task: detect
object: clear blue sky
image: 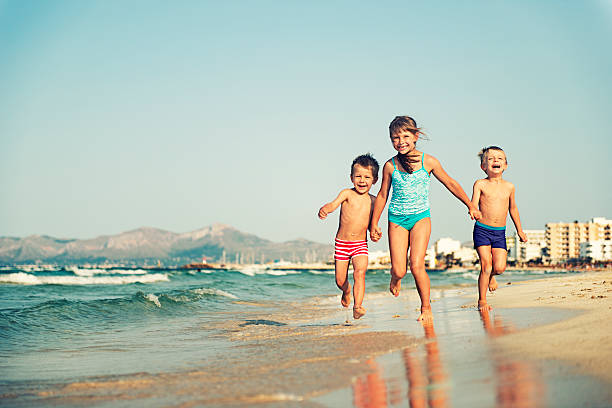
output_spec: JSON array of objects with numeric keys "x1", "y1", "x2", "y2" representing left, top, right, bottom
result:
[{"x1": 1, "y1": 1, "x2": 611, "y2": 251}]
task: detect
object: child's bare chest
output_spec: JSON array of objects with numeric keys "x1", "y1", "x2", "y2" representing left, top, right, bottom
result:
[
  {"x1": 481, "y1": 184, "x2": 510, "y2": 203},
  {"x1": 342, "y1": 195, "x2": 371, "y2": 218}
]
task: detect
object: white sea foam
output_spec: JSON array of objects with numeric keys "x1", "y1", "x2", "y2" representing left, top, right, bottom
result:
[
  {"x1": 70, "y1": 267, "x2": 149, "y2": 276},
  {"x1": 0, "y1": 272, "x2": 169, "y2": 285},
  {"x1": 461, "y1": 272, "x2": 479, "y2": 280},
  {"x1": 70, "y1": 268, "x2": 107, "y2": 277},
  {"x1": 236, "y1": 267, "x2": 301, "y2": 277},
  {"x1": 262, "y1": 269, "x2": 300, "y2": 276},
  {"x1": 308, "y1": 270, "x2": 334, "y2": 275},
  {"x1": 145, "y1": 294, "x2": 161, "y2": 307},
  {"x1": 191, "y1": 288, "x2": 238, "y2": 299}
]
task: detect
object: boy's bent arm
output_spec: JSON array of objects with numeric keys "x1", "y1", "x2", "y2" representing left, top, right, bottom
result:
[
  {"x1": 318, "y1": 189, "x2": 349, "y2": 219},
  {"x1": 428, "y1": 155, "x2": 481, "y2": 220},
  {"x1": 508, "y1": 185, "x2": 527, "y2": 242}
]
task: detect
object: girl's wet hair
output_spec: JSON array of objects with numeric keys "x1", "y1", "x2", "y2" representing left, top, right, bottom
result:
[
  {"x1": 478, "y1": 146, "x2": 506, "y2": 165},
  {"x1": 351, "y1": 153, "x2": 379, "y2": 180},
  {"x1": 389, "y1": 116, "x2": 427, "y2": 174}
]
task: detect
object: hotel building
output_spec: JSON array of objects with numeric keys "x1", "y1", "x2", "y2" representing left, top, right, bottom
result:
[
  {"x1": 544, "y1": 218, "x2": 612, "y2": 263},
  {"x1": 517, "y1": 230, "x2": 546, "y2": 262}
]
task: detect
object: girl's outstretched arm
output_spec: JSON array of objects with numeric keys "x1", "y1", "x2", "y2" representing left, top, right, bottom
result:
[
  {"x1": 369, "y1": 160, "x2": 393, "y2": 241},
  {"x1": 427, "y1": 155, "x2": 481, "y2": 220}
]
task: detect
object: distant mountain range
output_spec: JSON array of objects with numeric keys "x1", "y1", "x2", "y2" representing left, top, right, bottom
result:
[{"x1": 0, "y1": 224, "x2": 333, "y2": 265}]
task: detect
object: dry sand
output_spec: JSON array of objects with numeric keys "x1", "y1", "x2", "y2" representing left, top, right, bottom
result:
[{"x1": 483, "y1": 270, "x2": 612, "y2": 384}]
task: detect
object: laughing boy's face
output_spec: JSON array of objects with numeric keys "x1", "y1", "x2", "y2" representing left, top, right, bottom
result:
[{"x1": 482, "y1": 150, "x2": 507, "y2": 176}]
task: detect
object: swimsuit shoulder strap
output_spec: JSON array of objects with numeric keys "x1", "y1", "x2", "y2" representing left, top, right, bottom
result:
[
  {"x1": 391, "y1": 157, "x2": 397, "y2": 170},
  {"x1": 421, "y1": 153, "x2": 426, "y2": 172}
]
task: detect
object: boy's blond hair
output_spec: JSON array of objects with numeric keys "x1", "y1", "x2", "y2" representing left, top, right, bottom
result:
[{"x1": 478, "y1": 146, "x2": 507, "y2": 165}]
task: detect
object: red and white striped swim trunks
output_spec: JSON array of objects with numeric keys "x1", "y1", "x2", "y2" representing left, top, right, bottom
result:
[{"x1": 334, "y1": 238, "x2": 368, "y2": 261}]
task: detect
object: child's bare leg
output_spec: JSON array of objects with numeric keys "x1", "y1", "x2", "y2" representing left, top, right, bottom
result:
[
  {"x1": 388, "y1": 222, "x2": 409, "y2": 297},
  {"x1": 476, "y1": 246, "x2": 493, "y2": 310},
  {"x1": 351, "y1": 256, "x2": 367, "y2": 319},
  {"x1": 490, "y1": 248, "x2": 507, "y2": 293},
  {"x1": 409, "y1": 218, "x2": 432, "y2": 321},
  {"x1": 335, "y1": 259, "x2": 351, "y2": 307}
]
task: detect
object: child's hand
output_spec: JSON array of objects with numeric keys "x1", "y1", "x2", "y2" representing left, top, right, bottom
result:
[
  {"x1": 370, "y1": 225, "x2": 382, "y2": 242},
  {"x1": 318, "y1": 206, "x2": 328, "y2": 219},
  {"x1": 518, "y1": 231, "x2": 528, "y2": 243},
  {"x1": 469, "y1": 208, "x2": 482, "y2": 221}
]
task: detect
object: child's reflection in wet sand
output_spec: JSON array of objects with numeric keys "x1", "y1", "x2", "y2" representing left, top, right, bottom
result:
[
  {"x1": 351, "y1": 309, "x2": 546, "y2": 408},
  {"x1": 402, "y1": 321, "x2": 449, "y2": 408},
  {"x1": 352, "y1": 320, "x2": 449, "y2": 408},
  {"x1": 353, "y1": 359, "x2": 388, "y2": 408},
  {"x1": 479, "y1": 308, "x2": 545, "y2": 408}
]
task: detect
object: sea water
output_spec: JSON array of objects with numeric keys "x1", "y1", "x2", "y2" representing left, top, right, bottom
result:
[{"x1": 0, "y1": 265, "x2": 581, "y2": 386}]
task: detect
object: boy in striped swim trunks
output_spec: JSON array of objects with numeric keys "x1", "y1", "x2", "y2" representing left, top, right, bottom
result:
[
  {"x1": 318, "y1": 154, "x2": 379, "y2": 319},
  {"x1": 472, "y1": 146, "x2": 527, "y2": 311}
]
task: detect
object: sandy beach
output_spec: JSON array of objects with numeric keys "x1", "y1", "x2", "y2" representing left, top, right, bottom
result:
[
  {"x1": 2, "y1": 269, "x2": 612, "y2": 407},
  {"x1": 476, "y1": 270, "x2": 612, "y2": 385}
]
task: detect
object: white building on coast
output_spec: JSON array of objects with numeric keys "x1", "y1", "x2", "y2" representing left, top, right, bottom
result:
[{"x1": 580, "y1": 240, "x2": 612, "y2": 261}]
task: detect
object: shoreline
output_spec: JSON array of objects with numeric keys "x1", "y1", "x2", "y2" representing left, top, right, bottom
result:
[
  {"x1": 2, "y1": 271, "x2": 611, "y2": 406},
  {"x1": 481, "y1": 270, "x2": 612, "y2": 384}
]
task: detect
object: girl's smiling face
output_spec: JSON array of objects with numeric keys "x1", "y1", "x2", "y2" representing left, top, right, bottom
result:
[{"x1": 390, "y1": 130, "x2": 418, "y2": 154}]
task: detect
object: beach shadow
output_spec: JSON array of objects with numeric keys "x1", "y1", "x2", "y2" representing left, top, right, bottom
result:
[{"x1": 239, "y1": 319, "x2": 287, "y2": 327}]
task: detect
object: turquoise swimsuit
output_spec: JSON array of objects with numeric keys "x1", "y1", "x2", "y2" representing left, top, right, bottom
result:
[{"x1": 388, "y1": 153, "x2": 431, "y2": 231}]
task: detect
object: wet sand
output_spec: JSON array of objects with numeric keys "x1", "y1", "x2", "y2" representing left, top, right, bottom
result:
[
  {"x1": 2, "y1": 272, "x2": 612, "y2": 407},
  {"x1": 477, "y1": 269, "x2": 612, "y2": 384}
]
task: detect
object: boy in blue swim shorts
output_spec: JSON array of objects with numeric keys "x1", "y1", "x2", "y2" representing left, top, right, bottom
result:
[{"x1": 471, "y1": 146, "x2": 527, "y2": 311}]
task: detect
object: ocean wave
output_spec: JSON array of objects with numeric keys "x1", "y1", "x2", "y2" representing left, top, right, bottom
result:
[
  {"x1": 307, "y1": 270, "x2": 335, "y2": 275},
  {"x1": 63, "y1": 267, "x2": 150, "y2": 277},
  {"x1": 1, "y1": 287, "x2": 236, "y2": 337},
  {"x1": 235, "y1": 267, "x2": 302, "y2": 277},
  {"x1": 0, "y1": 272, "x2": 169, "y2": 285},
  {"x1": 460, "y1": 272, "x2": 479, "y2": 281},
  {"x1": 145, "y1": 293, "x2": 162, "y2": 307},
  {"x1": 191, "y1": 287, "x2": 238, "y2": 299}
]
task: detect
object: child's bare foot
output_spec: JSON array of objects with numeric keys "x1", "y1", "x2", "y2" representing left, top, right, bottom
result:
[
  {"x1": 478, "y1": 300, "x2": 491, "y2": 311},
  {"x1": 489, "y1": 276, "x2": 498, "y2": 292},
  {"x1": 353, "y1": 306, "x2": 366, "y2": 319},
  {"x1": 417, "y1": 305, "x2": 433, "y2": 322},
  {"x1": 389, "y1": 276, "x2": 401, "y2": 297},
  {"x1": 341, "y1": 284, "x2": 351, "y2": 308}
]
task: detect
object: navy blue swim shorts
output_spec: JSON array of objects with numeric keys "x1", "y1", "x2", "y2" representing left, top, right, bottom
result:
[{"x1": 473, "y1": 221, "x2": 507, "y2": 250}]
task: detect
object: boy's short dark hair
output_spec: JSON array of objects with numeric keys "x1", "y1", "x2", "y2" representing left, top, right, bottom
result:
[
  {"x1": 351, "y1": 153, "x2": 379, "y2": 180},
  {"x1": 478, "y1": 146, "x2": 506, "y2": 165}
]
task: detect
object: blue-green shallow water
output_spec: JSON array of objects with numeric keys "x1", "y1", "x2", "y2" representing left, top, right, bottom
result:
[{"x1": 0, "y1": 266, "x2": 582, "y2": 385}]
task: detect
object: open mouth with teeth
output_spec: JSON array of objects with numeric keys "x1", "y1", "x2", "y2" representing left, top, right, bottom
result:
[{"x1": 492, "y1": 164, "x2": 501, "y2": 169}]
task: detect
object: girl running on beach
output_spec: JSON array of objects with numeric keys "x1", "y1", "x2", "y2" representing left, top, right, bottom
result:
[{"x1": 369, "y1": 116, "x2": 481, "y2": 322}]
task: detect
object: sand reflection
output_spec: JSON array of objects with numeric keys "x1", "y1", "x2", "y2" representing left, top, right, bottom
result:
[
  {"x1": 351, "y1": 320, "x2": 449, "y2": 408},
  {"x1": 479, "y1": 308, "x2": 546, "y2": 408},
  {"x1": 402, "y1": 321, "x2": 449, "y2": 408},
  {"x1": 353, "y1": 358, "x2": 388, "y2": 408}
]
